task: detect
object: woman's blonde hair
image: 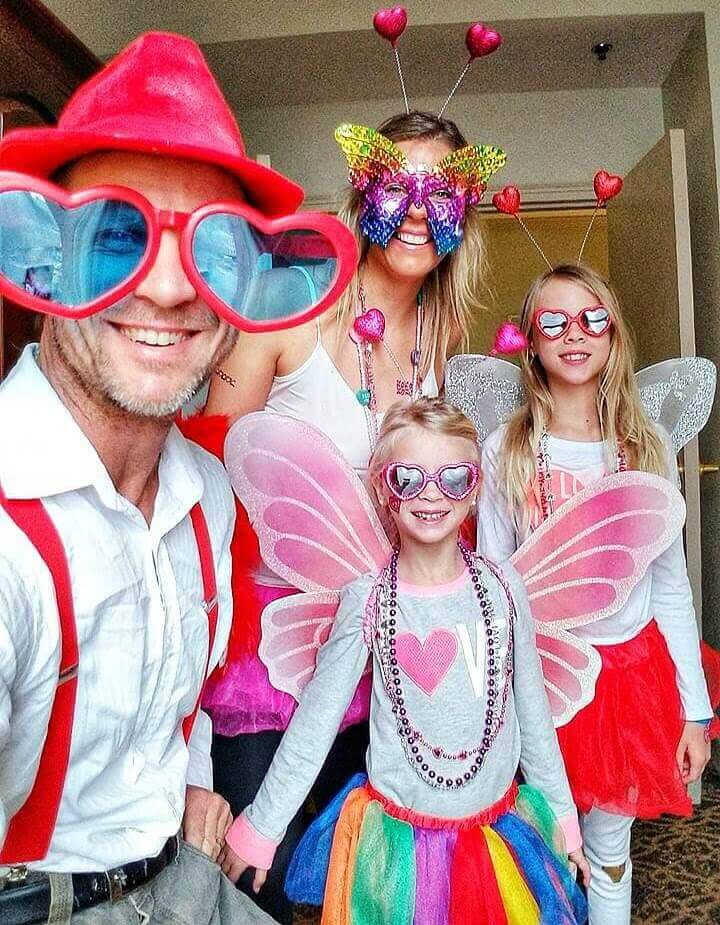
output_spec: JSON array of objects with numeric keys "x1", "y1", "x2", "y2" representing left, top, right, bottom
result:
[
  {"x1": 502, "y1": 263, "x2": 666, "y2": 518},
  {"x1": 369, "y1": 396, "x2": 480, "y2": 492},
  {"x1": 334, "y1": 111, "x2": 489, "y2": 376}
]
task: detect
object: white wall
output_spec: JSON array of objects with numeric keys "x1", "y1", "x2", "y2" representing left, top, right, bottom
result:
[{"x1": 237, "y1": 86, "x2": 665, "y2": 207}]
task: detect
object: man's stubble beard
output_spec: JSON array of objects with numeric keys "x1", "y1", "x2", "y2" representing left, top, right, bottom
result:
[{"x1": 49, "y1": 315, "x2": 239, "y2": 420}]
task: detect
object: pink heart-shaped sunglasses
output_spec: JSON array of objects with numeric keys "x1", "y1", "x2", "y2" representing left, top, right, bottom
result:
[
  {"x1": 534, "y1": 305, "x2": 612, "y2": 340},
  {"x1": 383, "y1": 462, "x2": 479, "y2": 501}
]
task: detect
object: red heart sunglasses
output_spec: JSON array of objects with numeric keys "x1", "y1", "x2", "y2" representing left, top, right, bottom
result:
[
  {"x1": 0, "y1": 171, "x2": 358, "y2": 332},
  {"x1": 533, "y1": 305, "x2": 612, "y2": 340}
]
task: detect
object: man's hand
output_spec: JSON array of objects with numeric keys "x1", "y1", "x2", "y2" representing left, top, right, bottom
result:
[
  {"x1": 183, "y1": 785, "x2": 233, "y2": 861},
  {"x1": 219, "y1": 843, "x2": 268, "y2": 892},
  {"x1": 675, "y1": 721, "x2": 711, "y2": 784}
]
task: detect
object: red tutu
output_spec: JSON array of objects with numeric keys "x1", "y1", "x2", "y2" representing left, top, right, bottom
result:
[{"x1": 557, "y1": 620, "x2": 693, "y2": 819}]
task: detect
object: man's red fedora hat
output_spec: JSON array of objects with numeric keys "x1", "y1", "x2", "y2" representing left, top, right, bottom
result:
[{"x1": 0, "y1": 31, "x2": 303, "y2": 217}]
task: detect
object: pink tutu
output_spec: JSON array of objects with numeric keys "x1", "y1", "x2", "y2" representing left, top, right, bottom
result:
[{"x1": 202, "y1": 582, "x2": 371, "y2": 735}]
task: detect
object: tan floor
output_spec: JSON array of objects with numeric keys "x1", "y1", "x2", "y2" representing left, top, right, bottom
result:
[
  {"x1": 293, "y1": 769, "x2": 720, "y2": 924},
  {"x1": 631, "y1": 767, "x2": 720, "y2": 923}
]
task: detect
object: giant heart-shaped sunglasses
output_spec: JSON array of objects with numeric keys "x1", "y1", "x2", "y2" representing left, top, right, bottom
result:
[{"x1": 0, "y1": 171, "x2": 358, "y2": 332}]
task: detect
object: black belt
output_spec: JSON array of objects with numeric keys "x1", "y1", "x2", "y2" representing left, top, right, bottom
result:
[{"x1": 0, "y1": 834, "x2": 180, "y2": 925}]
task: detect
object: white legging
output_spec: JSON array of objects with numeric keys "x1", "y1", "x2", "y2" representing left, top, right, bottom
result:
[{"x1": 581, "y1": 809, "x2": 634, "y2": 924}]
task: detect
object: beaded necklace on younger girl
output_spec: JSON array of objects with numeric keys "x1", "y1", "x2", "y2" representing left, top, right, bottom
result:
[{"x1": 375, "y1": 542, "x2": 514, "y2": 791}]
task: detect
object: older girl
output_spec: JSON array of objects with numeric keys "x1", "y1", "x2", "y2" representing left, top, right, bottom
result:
[{"x1": 477, "y1": 264, "x2": 714, "y2": 924}]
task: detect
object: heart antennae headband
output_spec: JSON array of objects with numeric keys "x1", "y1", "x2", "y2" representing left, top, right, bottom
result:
[
  {"x1": 373, "y1": 6, "x2": 502, "y2": 117},
  {"x1": 491, "y1": 169, "x2": 624, "y2": 269}
]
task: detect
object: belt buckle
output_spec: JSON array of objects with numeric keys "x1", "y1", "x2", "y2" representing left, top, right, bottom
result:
[
  {"x1": 0, "y1": 865, "x2": 28, "y2": 890},
  {"x1": 106, "y1": 866, "x2": 128, "y2": 903}
]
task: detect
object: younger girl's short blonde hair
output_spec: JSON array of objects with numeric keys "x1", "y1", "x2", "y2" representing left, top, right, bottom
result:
[{"x1": 368, "y1": 397, "x2": 480, "y2": 491}]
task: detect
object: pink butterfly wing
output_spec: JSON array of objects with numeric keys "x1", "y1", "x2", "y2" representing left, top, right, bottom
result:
[
  {"x1": 225, "y1": 412, "x2": 392, "y2": 593},
  {"x1": 512, "y1": 471, "x2": 685, "y2": 725},
  {"x1": 535, "y1": 629, "x2": 601, "y2": 726},
  {"x1": 512, "y1": 472, "x2": 685, "y2": 630},
  {"x1": 259, "y1": 591, "x2": 341, "y2": 699}
]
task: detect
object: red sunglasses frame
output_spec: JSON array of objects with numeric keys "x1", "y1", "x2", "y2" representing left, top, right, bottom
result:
[
  {"x1": 0, "y1": 170, "x2": 359, "y2": 332},
  {"x1": 533, "y1": 305, "x2": 612, "y2": 340},
  {"x1": 383, "y1": 461, "x2": 480, "y2": 502}
]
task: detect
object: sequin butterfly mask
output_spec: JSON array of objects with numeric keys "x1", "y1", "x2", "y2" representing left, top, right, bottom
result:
[{"x1": 335, "y1": 124, "x2": 506, "y2": 256}]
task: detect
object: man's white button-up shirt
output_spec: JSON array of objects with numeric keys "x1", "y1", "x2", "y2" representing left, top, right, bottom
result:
[{"x1": 0, "y1": 346, "x2": 234, "y2": 872}]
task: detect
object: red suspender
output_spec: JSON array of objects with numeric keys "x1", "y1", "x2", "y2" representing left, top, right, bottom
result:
[
  {"x1": 0, "y1": 493, "x2": 79, "y2": 864},
  {"x1": 0, "y1": 496, "x2": 218, "y2": 864},
  {"x1": 182, "y1": 503, "x2": 219, "y2": 742}
]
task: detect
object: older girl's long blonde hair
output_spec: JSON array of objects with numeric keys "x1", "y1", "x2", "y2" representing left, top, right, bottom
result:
[
  {"x1": 333, "y1": 111, "x2": 489, "y2": 377},
  {"x1": 502, "y1": 264, "x2": 666, "y2": 518}
]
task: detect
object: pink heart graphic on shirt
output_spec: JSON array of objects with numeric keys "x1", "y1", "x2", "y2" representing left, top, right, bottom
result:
[{"x1": 395, "y1": 629, "x2": 458, "y2": 696}]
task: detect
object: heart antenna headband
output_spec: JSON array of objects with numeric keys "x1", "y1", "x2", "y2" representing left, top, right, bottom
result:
[
  {"x1": 492, "y1": 170, "x2": 624, "y2": 270},
  {"x1": 373, "y1": 6, "x2": 502, "y2": 117}
]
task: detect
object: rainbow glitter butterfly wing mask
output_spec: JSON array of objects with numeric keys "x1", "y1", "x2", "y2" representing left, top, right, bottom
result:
[{"x1": 335, "y1": 123, "x2": 506, "y2": 255}]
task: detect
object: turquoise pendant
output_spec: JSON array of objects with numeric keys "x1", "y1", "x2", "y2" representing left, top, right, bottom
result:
[{"x1": 356, "y1": 388, "x2": 371, "y2": 406}]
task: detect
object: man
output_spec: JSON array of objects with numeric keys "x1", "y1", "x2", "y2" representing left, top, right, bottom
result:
[{"x1": 0, "y1": 31, "x2": 344, "y2": 924}]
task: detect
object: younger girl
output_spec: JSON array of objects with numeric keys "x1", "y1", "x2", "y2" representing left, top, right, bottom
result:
[
  {"x1": 477, "y1": 264, "x2": 714, "y2": 924},
  {"x1": 221, "y1": 398, "x2": 588, "y2": 924}
]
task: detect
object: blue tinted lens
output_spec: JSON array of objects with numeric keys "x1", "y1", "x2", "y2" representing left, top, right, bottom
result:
[
  {"x1": 0, "y1": 191, "x2": 147, "y2": 307},
  {"x1": 73, "y1": 201, "x2": 147, "y2": 302},
  {"x1": 192, "y1": 213, "x2": 337, "y2": 323}
]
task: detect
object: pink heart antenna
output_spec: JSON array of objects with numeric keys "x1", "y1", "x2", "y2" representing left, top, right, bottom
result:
[
  {"x1": 373, "y1": 6, "x2": 410, "y2": 113},
  {"x1": 372, "y1": 8, "x2": 502, "y2": 119},
  {"x1": 438, "y1": 22, "x2": 502, "y2": 118}
]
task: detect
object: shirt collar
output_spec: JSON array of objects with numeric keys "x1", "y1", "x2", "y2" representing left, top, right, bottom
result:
[{"x1": 0, "y1": 345, "x2": 204, "y2": 526}]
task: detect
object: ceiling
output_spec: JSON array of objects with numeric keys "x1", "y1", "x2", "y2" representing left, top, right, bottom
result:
[{"x1": 41, "y1": 3, "x2": 700, "y2": 109}]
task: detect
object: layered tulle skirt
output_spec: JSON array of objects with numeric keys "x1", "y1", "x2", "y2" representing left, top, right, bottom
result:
[
  {"x1": 285, "y1": 774, "x2": 587, "y2": 924},
  {"x1": 202, "y1": 582, "x2": 371, "y2": 735},
  {"x1": 557, "y1": 619, "x2": 719, "y2": 819}
]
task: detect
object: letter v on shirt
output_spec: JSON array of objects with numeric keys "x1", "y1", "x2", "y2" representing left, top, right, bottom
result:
[{"x1": 456, "y1": 622, "x2": 487, "y2": 698}]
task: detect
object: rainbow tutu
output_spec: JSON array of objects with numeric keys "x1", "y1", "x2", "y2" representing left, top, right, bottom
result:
[{"x1": 286, "y1": 775, "x2": 587, "y2": 924}]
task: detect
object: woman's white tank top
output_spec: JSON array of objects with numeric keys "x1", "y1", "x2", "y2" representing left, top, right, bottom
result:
[{"x1": 265, "y1": 325, "x2": 439, "y2": 474}]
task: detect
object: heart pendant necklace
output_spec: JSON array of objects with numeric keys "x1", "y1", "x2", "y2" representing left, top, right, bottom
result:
[
  {"x1": 352, "y1": 284, "x2": 424, "y2": 401},
  {"x1": 351, "y1": 284, "x2": 425, "y2": 450}
]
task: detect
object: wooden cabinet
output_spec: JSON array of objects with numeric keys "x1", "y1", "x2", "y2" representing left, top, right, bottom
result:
[{"x1": 0, "y1": 0, "x2": 99, "y2": 378}]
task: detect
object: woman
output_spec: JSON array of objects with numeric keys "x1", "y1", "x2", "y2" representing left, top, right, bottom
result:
[{"x1": 199, "y1": 109, "x2": 503, "y2": 921}]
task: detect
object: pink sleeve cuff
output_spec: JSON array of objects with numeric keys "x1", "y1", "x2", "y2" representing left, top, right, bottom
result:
[
  {"x1": 226, "y1": 813, "x2": 278, "y2": 870},
  {"x1": 557, "y1": 813, "x2": 582, "y2": 854}
]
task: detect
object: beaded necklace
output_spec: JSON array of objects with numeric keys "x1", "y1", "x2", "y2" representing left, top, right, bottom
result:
[
  {"x1": 536, "y1": 425, "x2": 627, "y2": 521},
  {"x1": 374, "y1": 544, "x2": 514, "y2": 790}
]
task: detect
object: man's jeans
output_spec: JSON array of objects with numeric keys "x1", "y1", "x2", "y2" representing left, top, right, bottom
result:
[{"x1": 70, "y1": 842, "x2": 277, "y2": 924}]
